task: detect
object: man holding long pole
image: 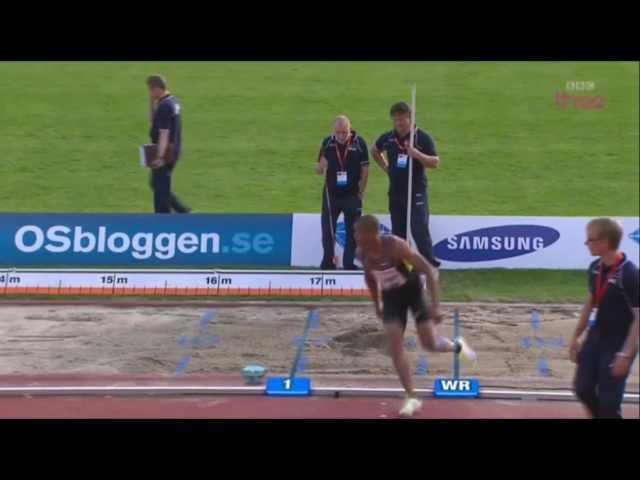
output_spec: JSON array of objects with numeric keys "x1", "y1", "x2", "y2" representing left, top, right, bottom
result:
[{"x1": 371, "y1": 92, "x2": 441, "y2": 268}]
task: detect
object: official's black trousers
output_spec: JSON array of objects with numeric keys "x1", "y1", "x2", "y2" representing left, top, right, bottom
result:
[
  {"x1": 574, "y1": 330, "x2": 630, "y2": 418},
  {"x1": 389, "y1": 189, "x2": 440, "y2": 268},
  {"x1": 321, "y1": 192, "x2": 362, "y2": 270},
  {"x1": 149, "y1": 162, "x2": 190, "y2": 214}
]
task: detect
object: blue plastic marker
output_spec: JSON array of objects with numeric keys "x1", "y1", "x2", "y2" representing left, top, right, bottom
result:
[
  {"x1": 296, "y1": 355, "x2": 309, "y2": 373},
  {"x1": 266, "y1": 310, "x2": 318, "y2": 396},
  {"x1": 199, "y1": 310, "x2": 216, "y2": 331},
  {"x1": 194, "y1": 334, "x2": 216, "y2": 348},
  {"x1": 415, "y1": 356, "x2": 429, "y2": 375},
  {"x1": 537, "y1": 357, "x2": 551, "y2": 377},
  {"x1": 531, "y1": 309, "x2": 542, "y2": 334},
  {"x1": 521, "y1": 336, "x2": 566, "y2": 350},
  {"x1": 308, "y1": 310, "x2": 320, "y2": 329},
  {"x1": 288, "y1": 310, "x2": 319, "y2": 381},
  {"x1": 175, "y1": 310, "x2": 218, "y2": 375},
  {"x1": 433, "y1": 309, "x2": 481, "y2": 398},
  {"x1": 174, "y1": 355, "x2": 192, "y2": 375},
  {"x1": 453, "y1": 309, "x2": 460, "y2": 379}
]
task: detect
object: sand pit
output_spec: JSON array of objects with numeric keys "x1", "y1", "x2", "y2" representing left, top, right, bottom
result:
[{"x1": 0, "y1": 302, "x2": 638, "y2": 391}]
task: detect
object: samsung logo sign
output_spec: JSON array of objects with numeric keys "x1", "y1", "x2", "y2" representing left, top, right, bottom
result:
[{"x1": 434, "y1": 225, "x2": 560, "y2": 262}]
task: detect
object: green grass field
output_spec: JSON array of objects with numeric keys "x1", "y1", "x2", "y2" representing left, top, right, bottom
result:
[{"x1": 0, "y1": 61, "x2": 637, "y2": 301}]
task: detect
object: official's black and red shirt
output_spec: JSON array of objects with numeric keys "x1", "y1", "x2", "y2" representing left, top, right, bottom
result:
[
  {"x1": 587, "y1": 253, "x2": 639, "y2": 348},
  {"x1": 318, "y1": 130, "x2": 369, "y2": 197},
  {"x1": 375, "y1": 127, "x2": 437, "y2": 199},
  {"x1": 150, "y1": 94, "x2": 182, "y2": 159}
]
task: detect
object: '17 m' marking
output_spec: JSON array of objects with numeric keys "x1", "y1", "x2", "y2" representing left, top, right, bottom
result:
[{"x1": 310, "y1": 277, "x2": 336, "y2": 286}]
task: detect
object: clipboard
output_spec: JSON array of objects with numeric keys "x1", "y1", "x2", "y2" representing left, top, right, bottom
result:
[{"x1": 139, "y1": 143, "x2": 177, "y2": 168}]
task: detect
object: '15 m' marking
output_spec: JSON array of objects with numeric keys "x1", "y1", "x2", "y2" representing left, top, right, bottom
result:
[{"x1": 100, "y1": 276, "x2": 128, "y2": 285}]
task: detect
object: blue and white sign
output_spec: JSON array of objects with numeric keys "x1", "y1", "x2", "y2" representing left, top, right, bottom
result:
[
  {"x1": 433, "y1": 378, "x2": 480, "y2": 398},
  {"x1": 291, "y1": 214, "x2": 639, "y2": 269},
  {"x1": 265, "y1": 377, "x2": 312, "y2": 396},
  {"x1": 0, "y1": 214, "x2": 293, "y2": 267}
]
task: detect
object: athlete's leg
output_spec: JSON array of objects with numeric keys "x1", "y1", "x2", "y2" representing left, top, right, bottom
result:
[
  {"x1": 408, "y1": 281, "x2": 454, "y2": 352},
  {"x1": 412, "y1": 289, "x2": 477, "y2": 362},
  {"x1": 416, "y1": 321, "x2": 456, "y2": 352},
  {"x1": 382, "y1": 287, "x2": 424, "y2": 417},
  {"x1": 384, "y1": 321, "x2": 414, "y2": 396}
]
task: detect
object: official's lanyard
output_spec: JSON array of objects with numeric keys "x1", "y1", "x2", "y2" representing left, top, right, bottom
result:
[
  {"x1": 335, "y1": 135, "x2": 353, "y2": 171},
  {"x1": 593, "y1": 253, "x2": 624, "y2": 307},
  {"x1": 393, "y1": 128, "x2": 416, "y2": 153}
]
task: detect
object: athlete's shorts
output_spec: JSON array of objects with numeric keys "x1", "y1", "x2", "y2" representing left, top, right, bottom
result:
[{"x1": 381, "y1": 273, "x2": 431, "y2": 329}]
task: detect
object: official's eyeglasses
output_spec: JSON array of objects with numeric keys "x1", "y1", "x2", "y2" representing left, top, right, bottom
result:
[{"x1": 585, "y1": 237, "x2": 602, "y2": 244}]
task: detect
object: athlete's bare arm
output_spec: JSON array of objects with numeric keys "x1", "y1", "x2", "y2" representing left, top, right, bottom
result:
[
  {"x1": 393, "y1": 237, "x2": 442, "y2": 320},
  {"x1": 358, "y1": 247, "x2": 383, "y2": 319},
  {"x1": 364, "y1": 270, "x2": 383, "y2": 319}
]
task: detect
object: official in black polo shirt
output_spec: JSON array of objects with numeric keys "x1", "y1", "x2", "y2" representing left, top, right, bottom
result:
[
  {"x1": 371, "y1": 102, "x2": 441, "y2": 268},
  {"x1": 316, "y1": 116, "x2": 369, "y2": 270},
  {"x1": 570, "y1": 218, "x2": 639, "y2": 418},
  {"x1": 147, "y1": 75, "x2": 191, "y2": 214}
]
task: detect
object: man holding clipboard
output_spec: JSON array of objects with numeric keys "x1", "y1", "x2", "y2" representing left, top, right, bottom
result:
[{"x1": 143, "y1": 75, "x2": 191, "y2": 214}]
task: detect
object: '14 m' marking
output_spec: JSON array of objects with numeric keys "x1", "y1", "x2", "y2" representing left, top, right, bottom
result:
[{"x1": 0, "y1": 275, "x2": 20, "y2": 284}]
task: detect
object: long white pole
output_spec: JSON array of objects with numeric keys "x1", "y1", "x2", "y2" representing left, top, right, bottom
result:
[{"x1": 406, "y1": 85, "x2": 417, "y2": 247}]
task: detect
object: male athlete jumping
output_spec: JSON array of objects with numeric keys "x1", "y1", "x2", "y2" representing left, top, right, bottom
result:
[{"x1": 355, "y1": 214, "x2": 477, "y2": 417}]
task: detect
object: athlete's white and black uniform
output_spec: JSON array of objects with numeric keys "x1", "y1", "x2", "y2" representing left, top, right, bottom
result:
[{"x1": 359, "y1": 235, "x2": 430, "y2": 327}]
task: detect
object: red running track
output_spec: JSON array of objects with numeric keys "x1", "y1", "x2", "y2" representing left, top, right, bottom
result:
[
  {"x1": 1, "y1": 396, "x2": 638, "y2": 419},
  {"x1": 0, "y1": 375, "x2": 637, "y2": 419}
]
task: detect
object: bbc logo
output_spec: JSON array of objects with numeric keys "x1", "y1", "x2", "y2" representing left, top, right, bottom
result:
[
  {"x1": 566, "y1": 81, "x2": 595, "y2": 91},
  {"x1": 434, "y1": 378, "x2": 480, "y2": 398}
]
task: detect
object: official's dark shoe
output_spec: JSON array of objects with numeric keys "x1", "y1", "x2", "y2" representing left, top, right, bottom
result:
[{"x1": 173, "y1": 207, "x2": 192, "y2": 214}]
